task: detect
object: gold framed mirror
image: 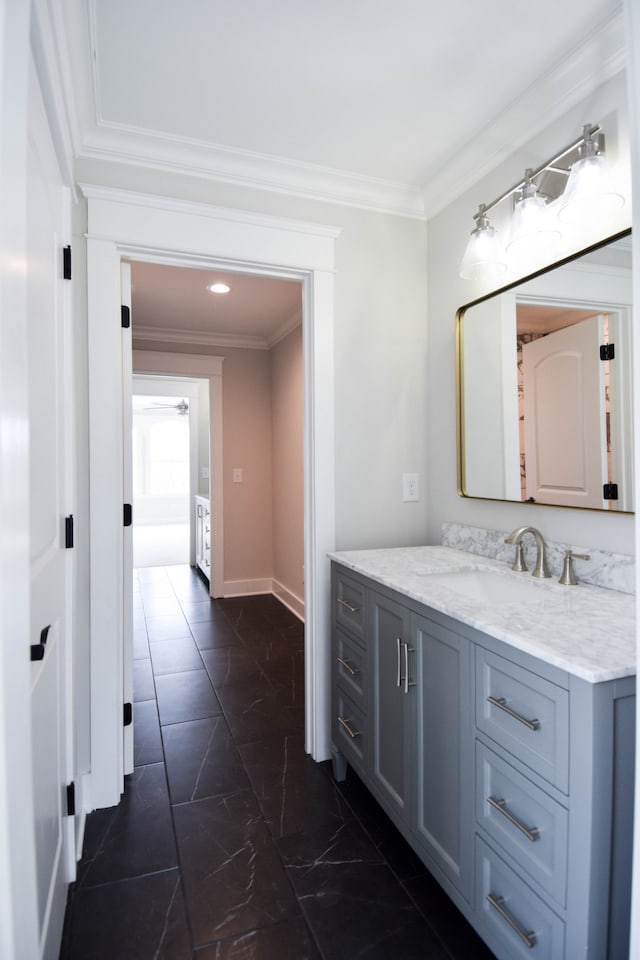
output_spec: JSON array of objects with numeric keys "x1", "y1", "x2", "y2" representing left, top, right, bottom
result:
[{"x1": 456, "y1": 229, "x2": 633, "y2": 512}]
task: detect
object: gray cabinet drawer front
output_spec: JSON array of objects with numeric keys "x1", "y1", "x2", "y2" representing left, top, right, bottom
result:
[
  {"x1": 476, "y1": 649, "x2": 569, "y2": 792},
  {"x1": 334, "y1": 627, "x2": 366, "y2": 707},
  {"x1": 334, "y1": 689, "x2": 367, "y2": 774},
  {"x1": 476, "y1": 837, "x2": 565, "y2": 960},
  {"x1": 334, "y1": 572, "x2": 366, "y2": 642},
  {"x1": 475, "y1": 742, "x2": 568, "y2": 907}
]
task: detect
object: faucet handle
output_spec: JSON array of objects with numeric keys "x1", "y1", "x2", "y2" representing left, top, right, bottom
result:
[
  {"x1": 559, "y1": 549, "x2": 590, "y2": 586},
  {"x1": 508, "y1": 541, "x2": 527, "y2": 573}
]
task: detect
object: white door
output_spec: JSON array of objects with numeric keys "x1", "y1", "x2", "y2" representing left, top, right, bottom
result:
[
  {"x1": 523, "y1": 315, "x2": 606, "y2": 508},
  {"x1": 27, "y1": 63, "x2": 75, "y2": 959},
  {"x1": 121, "y1": 264, "x2": 134, "y2": 775}
]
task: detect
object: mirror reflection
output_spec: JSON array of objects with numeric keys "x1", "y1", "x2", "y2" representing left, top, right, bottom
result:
[{"x1": 457, "y1": 230, "x2": 633, "y2": 512}]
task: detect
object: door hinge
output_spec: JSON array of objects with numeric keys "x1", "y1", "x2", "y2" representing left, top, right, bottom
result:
[
  {"x1": 64, "y1": 514, "x2": 74, "y2": 549},
  {"x1": 123, "y1": 702, "x2": 133, "y2": 727},
  {"x1": 600, "y1": 343, "x2": 615, "y2": 361},
  {"x1": 63, "y1": 245, "x2": 72, "y2": 280},
  {"x1": 603, "y1": 482, "x2": 619, "y2": 501},
  {"x1": 30, "y1": 624, "x2": 50, "y2": 662},
  {"x1": 66, "y1": 782, "x2": 76, "y2": 817},
  {"x1": 123, "y1": 503, "x2": 132, "y2": 527},
  {"x1": 121, "y1": 305, "x2": 131, "y2": 329}
]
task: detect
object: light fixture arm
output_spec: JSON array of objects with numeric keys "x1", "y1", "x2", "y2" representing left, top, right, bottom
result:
[{"x1": 479, "y1": 124, "x2": 601, "y2": 216}]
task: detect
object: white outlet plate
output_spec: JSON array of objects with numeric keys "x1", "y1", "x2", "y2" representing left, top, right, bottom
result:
[{"x1": 402, "y1": 473, "x2": 419, "y2": 502}]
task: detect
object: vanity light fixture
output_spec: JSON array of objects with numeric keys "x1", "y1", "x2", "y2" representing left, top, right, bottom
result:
[
  {"x1": 506, "y1": 168, "x2": 560, "y2": 257},
  {"x1": 207, "y1": 282, "x2": 231, "y2": 294},
  {"x1": 459, "y1": 204, "x2": 508, "y2": 281},
  {"x1": 459, "y1": 123, "x2": 624, "y2": 280},
  {"x1": 558, "y1": 125, "x2": 624, "y2": 223}
]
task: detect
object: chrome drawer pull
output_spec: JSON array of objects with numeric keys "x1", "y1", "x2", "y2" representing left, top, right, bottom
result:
[
  {"x1": 488, "y1": 796, "x2": 540, "y2": 842},
  {"x1": 487, "y1": 893, "x2": 536, "y2": 948},
  {"x1": 337, "y1": 656, "x2": 359, "y2": 676},
  {"x1": 487, "y1": 696, "x2": 540, "y2": 731},
  {"x1": 338, "y1": 716, "x2": 361, "y2": 739},
  {"x1": 337, "y1": 597, "x2": 359, "y2": 614},
  {"x1": 403, "y1": 642, "x2": 415, "y2": 694}
]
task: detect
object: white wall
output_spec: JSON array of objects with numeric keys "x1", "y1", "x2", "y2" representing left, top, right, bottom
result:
[
  {"x1": 426, "y1": 71, "x2": 634, "y2": 554},
  {"x1": 74, "y1": 158, "x2": 430, "y2": 553}
]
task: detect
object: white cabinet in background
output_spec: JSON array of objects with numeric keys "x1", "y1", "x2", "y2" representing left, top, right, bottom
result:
[{"x1": 195, "y1": 496, "x2": 211, "y2": 579}]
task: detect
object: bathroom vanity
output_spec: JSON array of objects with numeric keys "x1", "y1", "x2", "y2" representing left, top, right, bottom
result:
[{"x1": 330, "y1": 545, "x2": 635, "y2": 960}]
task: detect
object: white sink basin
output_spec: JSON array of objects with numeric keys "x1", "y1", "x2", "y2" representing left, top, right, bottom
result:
[{"x1": 425, "y1": 569, "x2": 545, "y2": 605}]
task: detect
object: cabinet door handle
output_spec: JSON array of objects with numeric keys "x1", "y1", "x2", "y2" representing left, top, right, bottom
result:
[
  {"x1": 337, "y1": 657, "x2": 359, "y2": 677},
  {"x1": 338, "y1": 716, "x2": 361, "y2": 739},
  {"x1": 487, "y1": 696, "x2": 540, "y2": 731},
  {"x1": 403, "y1": 642, "x2": 415, "y2": 694},
  {"x1": 486, "y1": 893, "x2": 536, "y2": 949},
  {"x1": 488, "y1": 796, "x2": 540, "y2": 842},
  {"x1": 396, "y1": 636, "x2": 402, "y2": 688},
  {"x1": 337, "y1": 597, "x2": 359, "y2": 614},
  {"x1": 197, "y1": 503, "x2": 203, "y2": 517}
]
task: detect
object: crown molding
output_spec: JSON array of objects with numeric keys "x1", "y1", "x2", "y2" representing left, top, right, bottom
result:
[
  {"x1": 267, "y1": 310, "x2": 303, "y2": 349},
  {"x1": 78, "y1": 122, "x2": 427, "y2": 220},
  {"x1": 422, "y1": 7, "x2": 626, "y2": 219},
  {"x1": 132, "y1": 324, "x2": 272, "y2": 351},
  {"x1": 31, "y1": 0, "x2": 81, "y2": 195}
]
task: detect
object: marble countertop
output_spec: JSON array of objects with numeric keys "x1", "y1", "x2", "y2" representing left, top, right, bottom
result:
[{"x1": 329, "y1": 545, "x2": 636, "y2": 684}]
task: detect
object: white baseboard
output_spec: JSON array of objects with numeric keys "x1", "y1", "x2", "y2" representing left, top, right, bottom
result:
[
  {"x1": 273, "y1": 580, "x2": 305, "y2": 622},
  {"x1": 223, "y1": 577, "x2": 305, "y2": 622}
]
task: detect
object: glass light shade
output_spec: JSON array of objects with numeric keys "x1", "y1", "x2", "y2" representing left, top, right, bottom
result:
[
  {"x1": 558, "y1": 153, "x2": 624, "y2": 223},
  {"x1": 506, "y1": 193, "x2": 561, "y2": 257},
  {"x1": 459, "y1": 223, "x2": 507, "y2": 281}
]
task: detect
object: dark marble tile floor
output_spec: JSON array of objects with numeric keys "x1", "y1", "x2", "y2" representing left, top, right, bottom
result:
[{"x1": 59, "y1": 564, "x2": 496, "y2": 960}]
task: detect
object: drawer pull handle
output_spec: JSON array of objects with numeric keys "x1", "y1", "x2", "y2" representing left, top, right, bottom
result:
[
  {"x1": 487, "y1": 696, "x2": 540, "y2": 731},
  {"x1": 488, "y1": 796, "x2": 540, "y2": 842},
  {"x1": 403, "y1": 642, "x2": 415, "y2": 694},
  {"x1": 337, "y1": 597, "x2": 359, "y2": 614},
  {"x1": 396, "y1": 636, "x2": 402, "y2": 688},
  {"x1": 337, "y1": 657, "x2": 359, "y2": 677},
  {"x1": 338, "y1": 716, "x2": 361, "y2": 739},
  {"x1": 487, "y1": 893, "x2": 536, "y2": 949}
]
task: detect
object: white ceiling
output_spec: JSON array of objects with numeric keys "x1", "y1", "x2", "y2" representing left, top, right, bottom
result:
[
  {"x1": 129, "y1": 261, "x2": 302, "y2": 349},
  {"x1": 60, "y1": 0, "x2": 625, "y2": 342}
]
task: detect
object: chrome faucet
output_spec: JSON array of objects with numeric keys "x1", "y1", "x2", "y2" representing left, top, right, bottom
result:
[{"x1": 504, "y1": 526, "x2": 550, "y2": 578}]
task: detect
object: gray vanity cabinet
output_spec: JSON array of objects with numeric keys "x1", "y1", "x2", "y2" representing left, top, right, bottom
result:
[
  {"x1": 333, "y1": 566, "x2": 473, "y2": 902},
  {"x1": 413, "y1": 611, "x2": 473, "y2": 899},
  {"x1": 330, "y1": 560, "x2": 635, "y2": 960},
  {"x1": 369, "y1": 591, "x2": 412, "y2": 829}
]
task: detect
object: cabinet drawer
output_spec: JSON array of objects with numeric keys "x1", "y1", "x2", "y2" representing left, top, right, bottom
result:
[
  {"x1": 334, "y1": 689, "x2": 367, "y2": 774},
  {"x1": 476, "y1": 837, "x2": 564, "y2": 960},
  {"x1": 475, "y1": 742, "x2": 568, "y2": 907},
  {"x1": 476, "y1": 649, "x2": 569, "y2": 792},
  {"x1": 334, "y1": 570, "x2": 366, "y2": 643},
  {"x1": 334, "y1": 627, "x2": 366, "y2": 707}
]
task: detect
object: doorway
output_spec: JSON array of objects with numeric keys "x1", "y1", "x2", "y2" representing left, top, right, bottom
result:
[
  {"x1": 86, "y1": 187, "x2": 338, "y2": 809},
  {"x1": 131, "y1": 375, "x2": 210, "y2": 568}
]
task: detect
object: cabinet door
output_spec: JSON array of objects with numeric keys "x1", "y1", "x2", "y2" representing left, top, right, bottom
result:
[
  {"x1": 370, "y1": 591, "x2": 412, "y2": 826},
  {"x1": 413, "y1": 614, "x2": 473, "y2": 899}
]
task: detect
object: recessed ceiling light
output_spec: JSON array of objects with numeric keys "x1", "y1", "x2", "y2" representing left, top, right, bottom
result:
[{"x1": 207, "y1": 282, "x2": 230, "y2": 294}]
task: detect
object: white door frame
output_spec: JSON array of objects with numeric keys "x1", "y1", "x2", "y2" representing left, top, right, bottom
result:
[{"x1": 83, "y1": 184, "x2": 339, "y2": 808}]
